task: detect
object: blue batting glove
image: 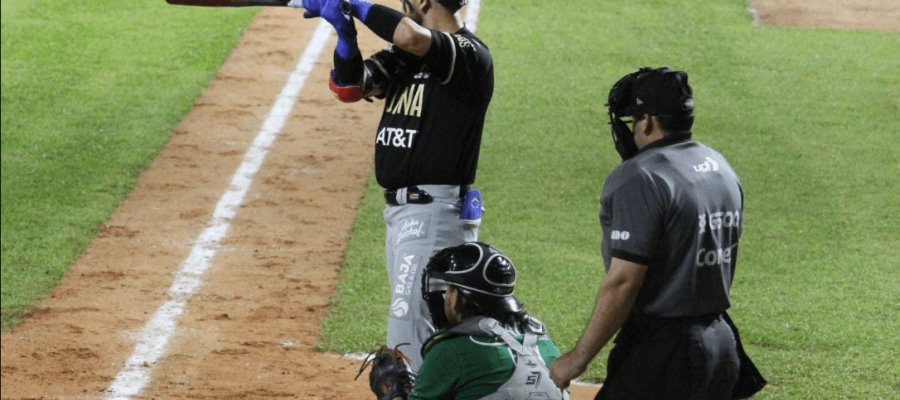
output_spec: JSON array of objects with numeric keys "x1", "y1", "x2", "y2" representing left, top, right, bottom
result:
[
  {"x1": 320, "y1": 0, "x2": 354, "y2": 35},
  {"x1": 346, "y1": 0, "x2": 374, "y2": 21},
  {"x1": 301, "y1": 0, "x2": 324, "y2": 19}
]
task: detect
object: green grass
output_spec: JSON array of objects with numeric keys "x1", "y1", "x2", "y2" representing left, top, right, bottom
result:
[
  {"x1": 320, "y1": 0, "x2": 900, "y2": 398},
  {"x1": 0, "y1": 0, "x2": 257, "y2": 330}
]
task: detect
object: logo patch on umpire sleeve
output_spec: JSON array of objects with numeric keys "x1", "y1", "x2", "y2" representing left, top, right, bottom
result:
[
  {"x1": 396, "y1": 214, "x2": 431, "y2": 245},
  {"x1": 611, "y1": 230, "x2": 631, "y2": 240}
]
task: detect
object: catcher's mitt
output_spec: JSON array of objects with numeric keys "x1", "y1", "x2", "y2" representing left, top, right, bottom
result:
[{"x1": 355, "y1": 343, "x2": 415, "y2": 400}]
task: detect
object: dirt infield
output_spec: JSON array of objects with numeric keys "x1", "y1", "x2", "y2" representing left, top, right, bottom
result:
[
  {"x1": 752, "y1": 0, "x2": 900, "y2": 31},
  {"x1": 0, "y1": 2, "x2": 891, "y2": 399},
  {"x1": 1, "y1": 8, "x2": 381, "y2": 399}
]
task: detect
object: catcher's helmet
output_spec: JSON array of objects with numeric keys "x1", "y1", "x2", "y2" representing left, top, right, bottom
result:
[{"x1": 422, "y1": 242, "x2": 522, "y2": 329}]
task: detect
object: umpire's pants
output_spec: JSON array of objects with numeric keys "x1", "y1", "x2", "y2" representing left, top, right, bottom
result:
[{"x1": 596, "y1": 314, "x2": 740, "y2": 400}]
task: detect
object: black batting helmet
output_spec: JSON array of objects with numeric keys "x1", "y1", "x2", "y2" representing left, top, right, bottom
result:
[
  {"x1": 435, "y1": 0, "x2": 467, "y2": 12},
  {"x1": 422, "y1": 242, "x2": 522, "y2": 329}
]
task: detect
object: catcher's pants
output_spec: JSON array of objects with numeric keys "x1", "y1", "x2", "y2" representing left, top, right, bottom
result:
[
  {"x1": 383, "y1": 184, "x2": 478, "y2": 372},
  {"x1": 596, "y1": 314, "x2": 740, "y2": 400}
]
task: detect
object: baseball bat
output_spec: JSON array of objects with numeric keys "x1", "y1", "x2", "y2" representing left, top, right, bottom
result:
[
  {"x1": 166, "y1": 0, "x2": 290, "y2": 6},
  {"x1": 165, "y1": 0, "x2": 352, "y2": 13}
]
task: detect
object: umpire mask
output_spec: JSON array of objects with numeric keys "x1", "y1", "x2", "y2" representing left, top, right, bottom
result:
[
  {"x1": 606, "y1": 67, "x2": 695, "y2": 161},
  {"x1": 422, "y1": 242, "x2": 522, "y2": 329}
]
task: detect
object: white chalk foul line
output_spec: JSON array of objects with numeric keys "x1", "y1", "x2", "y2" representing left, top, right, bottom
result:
[
  {"x1": 103, "y1": 20, "x2": 333, "y2": 400},
  {"x1": 466, "y1": 0, "x2": 482, "y2": 33},
  {"x1": 747, "y1": 1, "x2": 761, "y2": 27}
]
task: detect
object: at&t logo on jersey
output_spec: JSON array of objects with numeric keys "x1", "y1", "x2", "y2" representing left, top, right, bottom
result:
[{"x1": 376, "y1": 126, "x2": 418, "y2": 149}]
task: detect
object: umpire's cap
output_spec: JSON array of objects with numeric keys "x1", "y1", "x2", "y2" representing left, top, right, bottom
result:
[
  {"x1": 629, "y1": 67, "x2": 695, "y2": 118},
  {"x1": 424, "y1": 242, "x2": 522, "y2": 316}
]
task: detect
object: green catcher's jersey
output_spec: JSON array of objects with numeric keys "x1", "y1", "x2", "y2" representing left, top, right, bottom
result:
[{"x1": 410, "y1": 326, "x2": 562, "y2": 399}]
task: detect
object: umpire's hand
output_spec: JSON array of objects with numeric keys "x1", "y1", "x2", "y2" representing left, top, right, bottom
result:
[{"x1": 550, "y1": 351, "x2": 588, "y2": 389}]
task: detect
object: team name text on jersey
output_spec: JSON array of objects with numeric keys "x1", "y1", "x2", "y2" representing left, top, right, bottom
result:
[{"x1": 385, "y1": 83, "x2": 425, "y2": 117}]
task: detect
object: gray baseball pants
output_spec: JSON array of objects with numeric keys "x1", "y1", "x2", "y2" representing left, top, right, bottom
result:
[{"x1": 383, "y1": 184, "x2": 479, "y2": 372}]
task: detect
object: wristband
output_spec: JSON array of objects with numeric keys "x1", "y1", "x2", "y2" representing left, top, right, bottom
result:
[
  {"x1": 334, "y1": 33, "x2": 359, "y2": 61},
  {"x1": 333, "y1": 49, "x2": 363, "y2": 85},
  {"x1": 360, "y1": 4, "x2": 404, "y2": 43}
]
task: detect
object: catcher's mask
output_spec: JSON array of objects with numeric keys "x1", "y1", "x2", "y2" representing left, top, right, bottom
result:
[
  {"x1": 422, "y1": 242, "x2": 521, "y2": 329},
  {"x1": 606, "y1": 67, "x2": 695, "y2": 160}
]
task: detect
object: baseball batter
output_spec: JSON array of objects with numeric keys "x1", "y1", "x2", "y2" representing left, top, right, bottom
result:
[
  {"x1": 551, "y1": 68, "x2": 766, "y2": 399},
  {"x1": 299, "y1": 0, "x2": 492, "y2": 371}
]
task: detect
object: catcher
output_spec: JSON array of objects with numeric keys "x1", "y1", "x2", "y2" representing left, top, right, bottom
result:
[{"x1": 360, "y1": 242, "x2": 569, "y2": 399}]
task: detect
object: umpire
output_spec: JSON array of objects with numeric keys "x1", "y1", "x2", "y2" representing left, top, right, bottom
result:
[
  {"x1": 299, "y1": 0, "x2": 492, "y2": 372},
  {"x1": 549, "y1": 67, "x2": 765, "y2": 399}
]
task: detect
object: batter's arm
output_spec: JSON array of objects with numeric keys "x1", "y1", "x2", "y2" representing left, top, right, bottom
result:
[
  {"x1": 549, "y1": 258, "x2": 647, "y2": 389},
  {"x1": 391, "y1": 18, "x2": 432, "y2": 56},
  {"x1": 342, "y1": 1, "x2": 433, "y2": 56}
]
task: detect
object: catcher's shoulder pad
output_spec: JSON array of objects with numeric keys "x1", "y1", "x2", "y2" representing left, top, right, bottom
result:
[{"x1": 446, "y1": 316, "x2": 498, "y2": 336}]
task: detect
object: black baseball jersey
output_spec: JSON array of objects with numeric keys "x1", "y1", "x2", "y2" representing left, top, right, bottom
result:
[
  {"x1": 599, "y1": 136, "x2": 744, "y2": 317},
  {"x1": 364, "y1": 27, "x2": 493, "y2": 189}
]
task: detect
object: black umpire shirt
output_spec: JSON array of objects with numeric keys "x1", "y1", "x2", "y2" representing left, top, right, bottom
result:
[
  {"x1": 365, "y1": 27, "x2": 493, "y2": 190},
  {"x1": 599, "y1": 135, "x2": 744, "y2": 318}
]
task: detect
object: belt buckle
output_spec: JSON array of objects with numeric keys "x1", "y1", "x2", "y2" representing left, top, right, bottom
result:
[
  {"x1": 384, "y1": 187, "x2": 433, "y2": 205},
  {"x1": 408, "y1": 187, "x2": 432, "y2": 204}
]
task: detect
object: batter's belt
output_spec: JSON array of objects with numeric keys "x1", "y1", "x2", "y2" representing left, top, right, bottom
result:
[{"x1": 384, "y1": 185, "x2": 469, "y2": 206}]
